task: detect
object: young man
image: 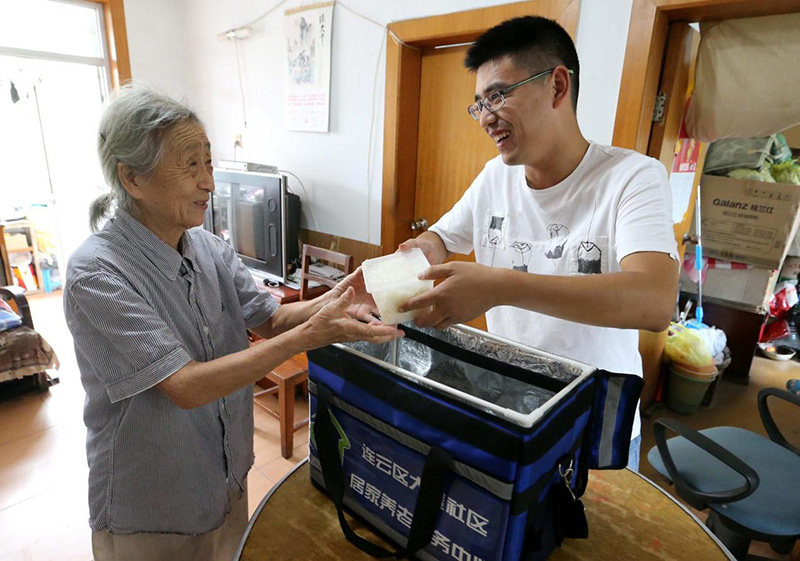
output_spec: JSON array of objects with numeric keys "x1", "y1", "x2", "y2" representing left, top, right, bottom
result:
[{"x1": 399, "y1": 16, "x2": 679, "y2": 470}]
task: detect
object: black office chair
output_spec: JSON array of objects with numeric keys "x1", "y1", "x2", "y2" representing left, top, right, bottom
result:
[{"x1": 647, "y1": 388, "x2": 800, "y2": 561}]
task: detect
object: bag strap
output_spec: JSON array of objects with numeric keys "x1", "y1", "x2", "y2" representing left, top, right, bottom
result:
[{"x1": 315, "y1": 382, "x2": 453, "y2": 559}]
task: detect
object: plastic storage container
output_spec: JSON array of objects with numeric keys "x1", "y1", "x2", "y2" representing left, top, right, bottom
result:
[
  {"x1": 361, "y1": 249, "x2": 433, "y2": 325},
  {"x1": 667, "y1": 366, "x2": 716, "y2": 414}
]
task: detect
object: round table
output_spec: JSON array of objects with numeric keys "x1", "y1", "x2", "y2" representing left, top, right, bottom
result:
[{"x1": 235, "y1": 459, "x2": 733, "y2": 560}]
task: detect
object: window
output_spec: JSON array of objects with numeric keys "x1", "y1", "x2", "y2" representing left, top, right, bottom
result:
[
  {"x1": 0, "y1": 0, "x2": 106, "y2": 59},
  {"x1": 0, "y1": 0, "x2": 126, "y2": 289}
]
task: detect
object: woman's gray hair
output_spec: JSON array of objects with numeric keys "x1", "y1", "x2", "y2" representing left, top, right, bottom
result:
[{"x1": 91, "y1": 83, "x2": 200, "y2": 231}]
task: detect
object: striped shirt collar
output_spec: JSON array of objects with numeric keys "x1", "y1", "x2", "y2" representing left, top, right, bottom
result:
[{"x1": 112, "y1": 210, "x2": 200, "y2": 280}]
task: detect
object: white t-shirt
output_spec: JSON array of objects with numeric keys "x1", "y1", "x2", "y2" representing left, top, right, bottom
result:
[{"x1": 430, "y1": 143, "x2": 678, "y2": 438}]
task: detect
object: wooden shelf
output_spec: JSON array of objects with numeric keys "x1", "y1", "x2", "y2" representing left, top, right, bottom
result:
[{"x1": 2, "y1": 222, "x2": 44, "y2": 293}]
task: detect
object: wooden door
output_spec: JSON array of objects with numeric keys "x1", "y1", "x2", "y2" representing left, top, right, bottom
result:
[
  {"x1": 414, "y1": 46, "x2": 496, "y2": 232},
  {"x1": 413, "y1": 45, "x2": 498, "y2": 330},
  {"x1": 639, "y1": 22, "x2": 704, "y2": 411}
]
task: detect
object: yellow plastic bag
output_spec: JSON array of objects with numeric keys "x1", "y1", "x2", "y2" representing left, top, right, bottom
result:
[{"x1": 664, "y1": 323, "x2": 714, "y2": 367}]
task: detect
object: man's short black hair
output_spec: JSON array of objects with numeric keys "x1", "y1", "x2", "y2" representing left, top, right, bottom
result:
[{"x1": 465, "y1": 16, "x2": 580, "y2": 110}]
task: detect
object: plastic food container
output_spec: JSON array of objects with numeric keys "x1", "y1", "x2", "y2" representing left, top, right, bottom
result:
[{"x1": 361, "y1": 249, "x2": 433, "y2": 325}]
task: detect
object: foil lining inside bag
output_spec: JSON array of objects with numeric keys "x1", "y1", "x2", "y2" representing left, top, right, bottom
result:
[{"x1": 345, "y1": 325, "x2": 583, "y2": 417}]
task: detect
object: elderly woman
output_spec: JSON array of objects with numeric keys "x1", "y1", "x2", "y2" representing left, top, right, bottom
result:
[{"x1": 64, "y1": 84, "x2": 401, "y2": 561}]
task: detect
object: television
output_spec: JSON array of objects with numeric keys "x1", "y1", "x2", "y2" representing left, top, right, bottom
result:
[{"x1": 205, "y1": 168, "x2": 301, "y2": 287}]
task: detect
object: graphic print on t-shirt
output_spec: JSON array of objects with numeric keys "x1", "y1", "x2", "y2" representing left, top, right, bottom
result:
[
  {"x1": 482, "y1": 210, "x2": 509, "y2": 265},
  {"x1": 545, "y1": 224, "x2": 569, "y2": 259},
  {"x1": 577, "y1": 241, "x2": 602, "y2": 273},
  {"x1": 570, "y1": 202, "x2": 606, "y2": 275},
  {"x1": 510, "y1": 240, "x2": 533, "y2": 271},
  {"x1": 487, "y1": 216, "x2": 505, "y2": 245}
]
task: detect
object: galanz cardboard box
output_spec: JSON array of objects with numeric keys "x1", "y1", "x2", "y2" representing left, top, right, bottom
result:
[{"x1": 699, "y1": 175, "x2": 800, "y2": 269}]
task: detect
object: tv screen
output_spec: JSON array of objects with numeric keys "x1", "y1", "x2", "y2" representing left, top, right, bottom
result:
[
  {"x1": 232, "y1": 185, "x2": 268, "y2": 262},
  {"x1": 206, "y1": 169, "x2": 299, "y2": 285}
]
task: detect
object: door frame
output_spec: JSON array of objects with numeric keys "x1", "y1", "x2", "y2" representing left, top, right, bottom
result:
[
  {"x1": 613, "y1": 0, "x2": 800, "y2": 153},
  {"x1": 380, "y1": 0, "x2": 581, "y2": 255}
]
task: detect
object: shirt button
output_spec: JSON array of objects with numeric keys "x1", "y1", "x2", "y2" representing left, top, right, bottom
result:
[{"x1": 203, "y1": 325, "x2": 210, "y2": 334}]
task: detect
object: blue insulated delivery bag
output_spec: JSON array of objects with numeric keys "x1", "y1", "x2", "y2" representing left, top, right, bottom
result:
[{"x1": 308, "y1": 324, "x2": 642, "y2": 561}]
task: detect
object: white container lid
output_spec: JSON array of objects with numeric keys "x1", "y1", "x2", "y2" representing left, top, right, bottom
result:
[{"x1": 361, "y1": 248, "x2": 431, "y2": 293}]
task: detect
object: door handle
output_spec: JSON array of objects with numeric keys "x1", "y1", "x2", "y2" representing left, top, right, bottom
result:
[{"x1": 411, "y1": 217, "x2": 428, "y2": 233}]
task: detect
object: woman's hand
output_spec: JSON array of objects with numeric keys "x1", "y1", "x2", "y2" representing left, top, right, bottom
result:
[
  {"x1": 322, "y1": 268, "x2": 382, "y2": 324},
  {"x1": 300, "y1": 286, "x2": 403, "y2": 350}
]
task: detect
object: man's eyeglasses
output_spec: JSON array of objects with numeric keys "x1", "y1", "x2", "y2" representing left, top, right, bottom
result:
[{"x1": 467, "y1": 67, "x2": 574, "y2": 120}]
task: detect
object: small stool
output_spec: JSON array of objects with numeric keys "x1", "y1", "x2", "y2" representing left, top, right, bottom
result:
[{"x1": 254, "y1": 353, "x2": 309, "y2": 459}]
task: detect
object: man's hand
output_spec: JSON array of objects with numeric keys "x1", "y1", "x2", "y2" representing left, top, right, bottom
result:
[
  {"x1": 397, "y1": 232, "x2": 449, "y2": 266},
  {"x1": 400, "y1": 261, "x2": 497, "y2": 330},
  {"x1": 301, "y1": 287, "x2": 403, "y2": 349}
]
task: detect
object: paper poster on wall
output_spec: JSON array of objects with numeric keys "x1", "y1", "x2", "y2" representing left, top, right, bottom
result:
[
  {"x1": 284, "y1": 1, "x2": 334, "y2": 132},
  {"x1": 670, "y1": 137, "x2": 700, "y2": 223}
]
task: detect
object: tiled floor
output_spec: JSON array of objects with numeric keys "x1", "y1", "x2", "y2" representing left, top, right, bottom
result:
[
  {"x1": 0, "y1": 290, "x2": 307, "y2": 561},
  {"x1": 1, "y1": 290, "x2": 799, "y2": 560}
]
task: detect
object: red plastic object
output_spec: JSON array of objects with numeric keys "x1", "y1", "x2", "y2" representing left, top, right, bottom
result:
[
  {"x1": 770, "y1": 292, "x2": 791, "y2": 318},
  {"x1": 761, "y1": 319, "x2": 791, "y2": 343}
]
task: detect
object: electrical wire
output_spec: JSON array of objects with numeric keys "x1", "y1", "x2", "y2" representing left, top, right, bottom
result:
[
  {"x1": 233, "y1": 38, "x2": 248, "y2": 130},
  {"x1": 221, "y1": 0, "x2": 291, "y2": 35},
  {"x1": 365, "y1": 30, "x2": 387, "y2": 245},
  {"x1": 278, "y1": 169, "x2": 320, "y2": 230},
  {"x1": 223, "y1": 0, "x2": 402, "y2": 244},
  {"x1": 335, "y1": 0, "x2": 383, "y2": 28},
  {"x1": 388, "y1": 28, "x2": 421, "y2": 51},
  {"x1": 330, "y1": 1, "x2": 395, "y2": 244}
]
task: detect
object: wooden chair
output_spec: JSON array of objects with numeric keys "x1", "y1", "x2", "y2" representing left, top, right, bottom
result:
[
  {"x1": 254, "y1": 245, "x2": 353, "y2": 459},
  {"x1": 253, "y1": 353, "x2": 311, "y2": 459},
  {"x1": 299, "y1": 244, "x2": 354, "y2": 301}
]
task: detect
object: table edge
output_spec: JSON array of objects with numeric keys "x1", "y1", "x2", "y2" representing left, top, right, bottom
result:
[
  {"x1": 624, "y1": 468, "x2": 735, "y2": 560},
  {"x1": 233, "y1": 457, "x2": 310, "y2": 561},
  {"x1": 233, "y1": 460, "x2": 734, "y2": 561}
]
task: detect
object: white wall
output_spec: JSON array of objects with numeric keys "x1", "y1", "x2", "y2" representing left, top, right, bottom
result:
[
  {"x1": 124, "y1": 0, "x2": 188, "y2": 98},
  {"x1": 123, "y1": 0, "x2": 634, "y2": 245},
  {"x1": 575, "y1": 0, "x2": 633, "y2": 144}
]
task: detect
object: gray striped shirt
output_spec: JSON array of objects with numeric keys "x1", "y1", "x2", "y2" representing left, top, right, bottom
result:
[{"x1": 65, "y1": 210, "x2": 278, "y2": 535}]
